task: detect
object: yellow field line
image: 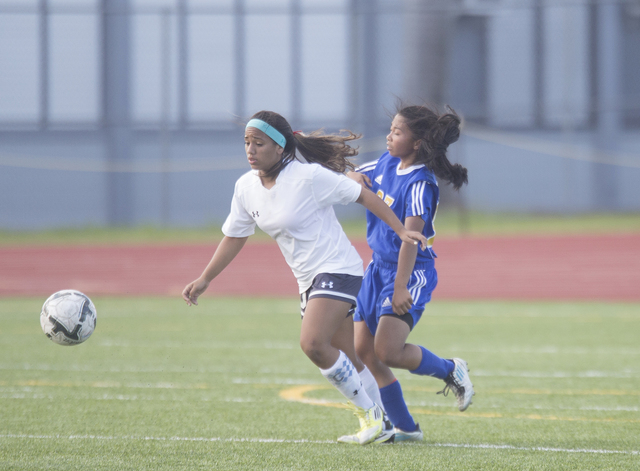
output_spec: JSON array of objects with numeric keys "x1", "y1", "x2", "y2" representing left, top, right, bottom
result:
[
  {"x1": 278, "y1": 384, "x2": 346, "y2": 409},
  {"x1": 408, "y1": 408, "x2": 640, "y2": 423},
  {"x1": 4, "y1": 380, "x2": 640, "y2": 423},
  {"x1": 4, "y1": 380, "x2": 638, "y2": 397},
  {"x1": 278, "y1": 385, "x2": 640, "y2": 424}
]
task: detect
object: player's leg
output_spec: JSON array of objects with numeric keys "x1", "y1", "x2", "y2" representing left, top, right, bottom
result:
[
  {"x1": 354, "y1": 320, "x2": 395, "y2": 388},
  {"x1": 329, "y1": 310, "x2": 364, "y2": 371},
  {"x1": 350, "y1": 261, "x2": 419, "y2": 438},
  {"x1": 300, "y1": 278, "x2": 383, "y2": 445},
  {"x1": 376, "y1": 315, "x2": 474, "y2": 411},
  {"x1": 354, "y1": 320, "x2": 420, "y2": 440},
  {"x1": 328, "y1": 314, "x2": 383, "y2": 410},
  {"x1": 330, "y1": 314, "x2": 387, "y2": 409},
  {"x1": 375, "y1": 314, "x2": 453, "y2": 376},
  {"x1": 330, "y1": 315, "x2": 391, "y2": 418},
  {"x1": 375, "y1": 267, "x2": 474, "y2": 411},
  {"x1": 329, "y1": 316, "x2": 394, "y2": 444},
  {"x1": 300, "y1": 296, "x2": 370, "y2": 403},
  {"x1": 350, "y1": 262, "x2": 393, "y2": 405}
]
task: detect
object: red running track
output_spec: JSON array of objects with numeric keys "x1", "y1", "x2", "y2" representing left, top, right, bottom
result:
[{"x1": 1, "y1": 234, "x2": 639, "y2": 301}]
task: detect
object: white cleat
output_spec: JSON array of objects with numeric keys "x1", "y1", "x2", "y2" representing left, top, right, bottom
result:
[
  {"x1": 337, "y1": 403, "x2": 384, "y2": 445},
  {"x1": 394, "y1": 423, "x2": 423, "y2": 442},
  {"x1": 438, "y1": 358, "x2": 475, "y2": 411}
]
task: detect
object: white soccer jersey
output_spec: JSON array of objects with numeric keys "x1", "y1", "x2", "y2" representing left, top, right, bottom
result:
[{"x1": 222, "y1": 160, "x2": 364, "y2": 293}]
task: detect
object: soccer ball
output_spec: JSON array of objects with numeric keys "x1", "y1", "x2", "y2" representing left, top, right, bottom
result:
[{"x1": 40, "y1": 290, "x2": 97, "y2": 346}]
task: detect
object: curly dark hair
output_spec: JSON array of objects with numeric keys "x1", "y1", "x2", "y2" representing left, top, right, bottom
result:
[{"x1": 396, "y1": 103, "x2": 468, "y2": 190}]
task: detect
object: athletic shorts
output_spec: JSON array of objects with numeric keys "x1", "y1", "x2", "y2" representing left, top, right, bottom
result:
[
  {"x1": 354, "y1": 257, "x2": 437, "y2": 335},
  {"x1": 300, "y1": 273, "x2": 363, "y2": 318}
]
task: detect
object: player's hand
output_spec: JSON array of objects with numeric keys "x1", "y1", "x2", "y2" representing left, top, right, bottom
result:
[
  {"x1": 400, "y1": 229, "x2": 428, "y2": 250},
  {"x1": 392, "y1": 286, "x2": 413, "y2": 316},
  {"x1": 346, "y1": 171, "x2": 372, "y2": 189},
  {"x1": 182, "y1": 277, "x2": 210, "y2": 306}
]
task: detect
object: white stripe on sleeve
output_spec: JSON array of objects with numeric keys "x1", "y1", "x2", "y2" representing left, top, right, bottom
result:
[
  {"x1": 411, "y1": 181, "x2": 426, "y2": 216},
  {"x1": 356, "y1": 160, "x2": 379, "y2": 172}
]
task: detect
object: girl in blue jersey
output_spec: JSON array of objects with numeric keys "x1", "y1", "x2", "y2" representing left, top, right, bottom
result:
[{"x1": 344, "y1": 104, "x2": 474, "y2": 443}]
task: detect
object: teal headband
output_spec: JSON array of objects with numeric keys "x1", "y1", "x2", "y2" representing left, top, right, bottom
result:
[{"x1": 245, "y1": 119, "x2": 287, "y2": 148}]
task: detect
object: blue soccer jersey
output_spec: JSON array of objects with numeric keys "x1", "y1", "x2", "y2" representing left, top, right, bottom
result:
[{"x1": 357, "y1": 151, "x2": 439, "y2": 266}]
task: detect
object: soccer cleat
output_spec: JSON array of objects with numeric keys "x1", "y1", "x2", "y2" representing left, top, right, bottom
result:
[
  {"x1": 337, "y1": 403, "x2": 384, "y2": 445},
  {"x1": 336, "y1": 433, "x2": 359, "y2": 445},
  {"x1": 394, "y1": 423, "x2": 423, "y2": 442},
  {"x1": 338, "y1": 407, "x2": 393, "y2": 445},
  {"x1": 374, "y1": 414, "x2": 396, "y2": 444},
  {"x1": 437, "y1": 358, "x2": 475, "y2": 411}
]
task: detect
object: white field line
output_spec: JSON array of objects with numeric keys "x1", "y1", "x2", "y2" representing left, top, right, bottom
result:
[
  {"x1": 95, "y1": 340, "x2": 297, "y2": 349},
  {"x1": 448, "y1": 347, "x2": 640, "y2": 355},
  {"x1": 406, "y1": 401, "x2": 640, "y2": 412},
  {"x1": 0, "y1": 364, "x2": 237, "y2": 373},
  {"x1": 2, "y1": 391, "x2": 639, "y2": 414},
  {"x1": 1, "y1": 363, "x2": 637, "y2": 379},
  {"x1": 0, "y1": 392, "x2": 259, "y2": 403},
  {"x1": 0, "y1": 364, "x2": 311, "y2": 375},
  {"x1": 423, "y1": 312, "x2": 640, "y2": 320},
  {"x1": 425, "y1": 443, "x2": 639, "y2": 456},
  {"x1": 7, "y1": 339, "x2": 637, "y2": 355},
  {"x1": 0, "y1": 433, "x2": 637, "y2": 456},
  {"x1": 470, "y1": 370, "x2": 639, "y2": 379},
  {"x1": 0, "y1": 378, "x2": 321, "y2": 390}
]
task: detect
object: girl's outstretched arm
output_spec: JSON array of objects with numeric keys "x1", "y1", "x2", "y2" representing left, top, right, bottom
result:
[
  {"x1": 182, "y1": 236, "x2": 248, "y2": 306},
  {"x1": 392, "y1": 215, "x2": 425, "y2": 315},
  {"x1": 356, "y1": 187, "x2": 427, "y2": 250}
]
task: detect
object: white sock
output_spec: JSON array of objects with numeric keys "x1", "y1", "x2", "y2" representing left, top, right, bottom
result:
[
  {"x1": 319, "y1": 351, "x2": 374, "y2": 410},
  {"x1": 358, "y1": 366, "x2": 384, "y2": 412}
]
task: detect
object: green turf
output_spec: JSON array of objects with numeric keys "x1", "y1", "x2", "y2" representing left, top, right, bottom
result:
[
  {"x1": 1, "y1": 297, "x2": 638, "y2": 470},
  {"x1": 0, "y1": 212, "x2": 639, "y2": 246}
]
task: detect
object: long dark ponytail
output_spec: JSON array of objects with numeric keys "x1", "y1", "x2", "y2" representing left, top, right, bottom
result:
[
  {"x1": 248, "y1": 110, "x2": 359, "y2": 178},
  {"x1": 397, "y1": 104, "x2": 468, "y2": 190}
]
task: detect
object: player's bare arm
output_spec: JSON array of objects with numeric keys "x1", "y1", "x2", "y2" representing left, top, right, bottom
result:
[
  {"x1": 392, "y1": 215, "x2": 425, "y2": 315},
  {"x1": 182, "y1": 236, "x2": 248, "y2": 306},
  {"x1": 356, "y1": 187, "x2": 428, "y2": 250},
  {"x1": 346, "y1": 171, "x2": 372, "y2": 189}
]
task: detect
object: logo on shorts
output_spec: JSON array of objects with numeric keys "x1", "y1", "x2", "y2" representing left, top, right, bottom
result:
[
  {"x1": 251, "y1": 211, "x2": 259, "y2": 218},
  {"x1": 381, "y1": 297, "x2": 392, "y2": 308},
  {"x1": 321, "y1": 281, "x2": 334, "y2": 289}
]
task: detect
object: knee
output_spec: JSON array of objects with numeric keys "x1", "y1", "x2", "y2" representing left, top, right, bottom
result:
[
  {"x1": 356, "y1": 342, "x2": 377, "y2": 367},
  {"x1": 375, "y1": 343, "x2": 403, "y2": 369},
  {"x1": 300, "y1": 337, "x2": 327, "y2": 366}
]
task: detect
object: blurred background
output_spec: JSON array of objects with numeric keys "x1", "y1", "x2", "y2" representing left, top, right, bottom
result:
[{"x1": 1, "y1": 0, "x2": 639, "y2": 230}]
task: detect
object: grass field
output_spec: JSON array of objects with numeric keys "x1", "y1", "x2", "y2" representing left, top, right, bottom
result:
[{"x1": 1, "y1": 296, "x2": 639, "y2": 470}]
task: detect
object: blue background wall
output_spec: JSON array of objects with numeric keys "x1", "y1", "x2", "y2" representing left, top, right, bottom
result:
[{"x1": 1, "y1": 0, "x2": 639, "y2": 229}]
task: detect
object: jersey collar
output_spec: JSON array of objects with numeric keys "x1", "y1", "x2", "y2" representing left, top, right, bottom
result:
[{"x1": 396, "y1": 162, "x2": 425, "y2": 175}]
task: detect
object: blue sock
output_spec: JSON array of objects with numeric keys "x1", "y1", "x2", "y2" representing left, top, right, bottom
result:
[
  {"x1": 410, "y1": 346, "x2": 454, "y2": 379},
  {"x1": 379, "y1": 380, "x2": 416, "y2": 432}
]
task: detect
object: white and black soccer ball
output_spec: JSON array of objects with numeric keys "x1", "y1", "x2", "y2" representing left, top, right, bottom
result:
[{"x1": 40, "y1": 290, "x2": 97, "y2": 346}]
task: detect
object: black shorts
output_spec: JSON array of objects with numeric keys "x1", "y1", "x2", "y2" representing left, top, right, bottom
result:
[{"x1": 299, "y1": 273, "x2": 363, "y2": 318}]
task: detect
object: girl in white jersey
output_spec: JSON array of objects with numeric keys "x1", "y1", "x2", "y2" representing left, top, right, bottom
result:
[
  {"x1": 182, "y1": 110, "x2": 428, "y2": 445},
  {"x1": 344, "y1": 104, "x2": 474, "y2": 443}
]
